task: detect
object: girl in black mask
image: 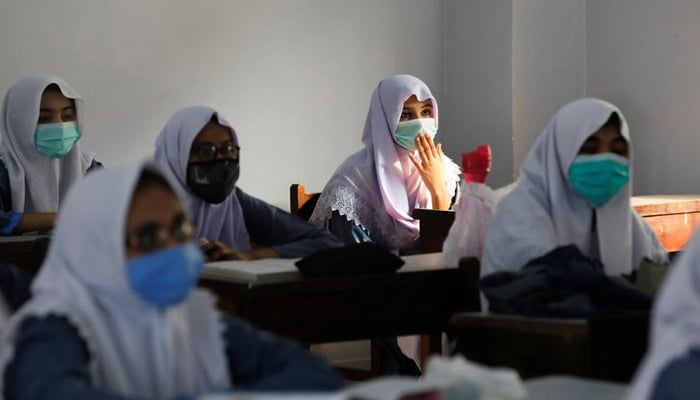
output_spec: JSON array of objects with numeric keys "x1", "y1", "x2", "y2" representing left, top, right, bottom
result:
[{"x1": 154, "y1": 106, "x2": 340, "y2": 261}]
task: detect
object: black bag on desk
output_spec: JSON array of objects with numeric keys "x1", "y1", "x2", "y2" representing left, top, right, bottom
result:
[
  {"x1": 295, "y1": 242, "x2": 404, "y2": 278},
  {"x1": 480, "y1": 245, "x2": 652, "y2": 318}
]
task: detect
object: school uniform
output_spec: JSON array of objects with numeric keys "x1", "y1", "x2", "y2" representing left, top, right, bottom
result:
[
  {"x1": 154, "y1": 106, "x2": 340, "y2": 258},
  {"x1": 0, "y1": 74, "x2": 99, "y2": 235},
  {"x1": 481, "y1": 98, "x2": 667, "y2": 278},
  {"x1": 0, "y1": 164, "x2": 344, "y2": 400},
  {"x1": 309, "y1": 74, "x2": 460, "y2": 252},
  {"x1": 627, "y1": 230, "x2": 700, "y2": 399}
]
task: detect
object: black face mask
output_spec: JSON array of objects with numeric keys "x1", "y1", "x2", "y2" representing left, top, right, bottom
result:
[{"x1": 186, "y1": 159, "x2": 240, "y2": 204}]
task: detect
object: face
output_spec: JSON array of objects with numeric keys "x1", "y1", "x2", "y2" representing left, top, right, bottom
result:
[
  {"x1": 188, "y1": 122, "x2": 239, "y2": 163},
  {"x1": 399, "y1": 95, "x2": 434, "y2": 122},
  {"x1": 577, "y1": 121, "x2": 629, "y2": 158},
  {"x1": 38, "y1": 90, "x2": 76, "y2": 125},
  {"x1": 125, "y1": 185, "x2": 192, "y2": 259}
]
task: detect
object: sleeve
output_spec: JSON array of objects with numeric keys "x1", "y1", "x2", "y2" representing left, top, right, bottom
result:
[
  {"x1": 326, "y1": 210, "x2": 373, "y2": 246},
  {"x1": 2, "y1": 316, "x2": 197, "y2": 400},
  {"x1": 237, "y1": 188, "x2": 341, "y2": 258},
  {"x1": 0, "y1": 160, "x2": 22, "y2": 234},
  {"x1": 651, "y1": 349, "x2": 700, "y2": 400},
  {"x1": 222, "y1": 316, "x2": 344, "y2": 392}
]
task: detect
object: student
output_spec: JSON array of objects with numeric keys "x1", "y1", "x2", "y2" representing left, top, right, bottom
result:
[
  {"x1": 0, "y1": 74, "x2": 101, "y2": 235},
  {"x1": 482, "y1": 98, "x2": 667, "y2": 278},
  {"x1": 309, "y1": 74, "x2": 461, "y2": 252},
  {"x1": 0, "y1": 164, "x2": 345, "y2": 399},
  {"x1": 154, "y1": 106, "x2": 340, "y2": 261},
  {"x1": 627, "y1": 231, "x2": 700, "y2": 399}
]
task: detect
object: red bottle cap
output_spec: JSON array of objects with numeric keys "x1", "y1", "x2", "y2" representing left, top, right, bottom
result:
[{"x1": 462, "y1": 145, "x2": 492, "y2": 183}]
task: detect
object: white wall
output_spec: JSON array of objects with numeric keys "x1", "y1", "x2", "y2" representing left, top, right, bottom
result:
[
  {"x1": 512, "y1": 0, "x2": 587, "y2": 170},
  {"x1": 442, "y1": 0, "x2": 514, "y2": 187},
  {"x1": 0, "y1": 0, "x2": 442, "y2": 208},
  {"x1": 587, "y1": 0, "x2": 700, "y2": 195}
]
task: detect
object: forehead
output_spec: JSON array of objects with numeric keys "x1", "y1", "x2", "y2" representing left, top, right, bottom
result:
[
  {"x1": 126, "y1": 185, "x2": 182, "y2": 230},
  {"x1": 40, "y1": 90, "x2": 73, "y2": 108},
  {"x1": 194, "y1": 122, "x2": 234, "y2": 144},
  {"x1": 402, "y1": 95, "x2": 432, "y2": 108}
]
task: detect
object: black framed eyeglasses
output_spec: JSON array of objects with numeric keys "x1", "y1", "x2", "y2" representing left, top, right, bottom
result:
[
  {"x1": 125, "y1": 214, "x2": 195, "y2": 252},
  {"x1": 190, "y1": 142, "x2": 240, "y2": 162}
]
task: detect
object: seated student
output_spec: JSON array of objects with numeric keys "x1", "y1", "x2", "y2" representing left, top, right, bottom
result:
[
  {"x1": 0, "y1": 163, "x2": 345, "y2": 399},
  {"x1": 154, "y1": 106, "x2": 340, "y2": 261},
  {"x1": 0, "y1": 74, "x2": 101, "y2": 235},
  {"x1": 309, "y1": 74, "x2": 461, "y2": 252},
  {"x1": 627, "y1": 232, "x2": 700, "y2": 399},
  {"x1": 482, "y1": 98, "x2": 667, "y2": 278}
]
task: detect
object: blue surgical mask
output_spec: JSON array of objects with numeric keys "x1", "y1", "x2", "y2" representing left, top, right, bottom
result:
[
  {"x1": 127, "y1": 242, "x2": 205, "y2": 309},
  {"x1": 34, "y1": 121, "x2": 81, "y2": 158},
  {"x1": 569, "y1": 153, "x2": 630, "y2": 208},
  {"x1": 394, "y1": 118, "x2": 438, "y2": 151}
]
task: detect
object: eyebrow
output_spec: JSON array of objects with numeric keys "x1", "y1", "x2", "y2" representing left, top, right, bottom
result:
[{"x1": 39, "y1": 105, "x2": 75, "y2": 113}]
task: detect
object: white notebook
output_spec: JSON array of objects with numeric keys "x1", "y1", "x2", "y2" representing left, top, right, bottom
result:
[{"x1": 202, "y1": 258, "x2": 301, "y2": 284}]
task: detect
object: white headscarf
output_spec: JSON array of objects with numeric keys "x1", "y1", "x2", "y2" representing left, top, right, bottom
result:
[
  {"x1": 482, "y1": 98, "x2": 667, "y2": 277},
  {"x1": 0, "y1": 163, "x2": 230, "y2": 399},
  {"x1": 627, "y1": 231, "x2": 700, "y2": 399},
  {"x1": 154, "y1": 106, "x2": 251, "y2": 251},
  {"x1": 310, "y1": 75, "x2": 460, "y2": 250},
  {"x1": 0, "y1": 74, "x2": 95, "y2": 212}
]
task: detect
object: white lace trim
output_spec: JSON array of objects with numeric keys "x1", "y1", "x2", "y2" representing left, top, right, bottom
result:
[{"x1": 310, "y1": 182, "x2": 407, "y2": 249}]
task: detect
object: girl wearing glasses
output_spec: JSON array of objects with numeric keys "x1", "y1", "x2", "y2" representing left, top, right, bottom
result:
[
  {"x1": 0, "y1": 163, "x2": 344, "y2": 399},
  {"x1": 0, "y1": 74, "x2": 101, "y2": 235},
  {"x1": 154, "y1": 106, "x2": 340, "y2": 261}
]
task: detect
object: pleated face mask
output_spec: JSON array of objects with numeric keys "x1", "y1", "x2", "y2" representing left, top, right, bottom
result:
[
  {"x1": 568, "y1": 153, "x2": 630, "y2": 208},
  {"x1": 34, "y1": 121, "x2": 81, "y2": 158},
  {"x1": 393, "y1": 118, "x2": 437, "y2": 151}
]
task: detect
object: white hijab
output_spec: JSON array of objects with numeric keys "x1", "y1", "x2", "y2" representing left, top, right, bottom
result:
[
  {"x1": 627, "y1": 232, "x2": 700, "y2": 399},
  {"x1": 482, "y1": 98, "x2": 667, "y2": 278},
  {"x1": 310, "y1": 75, "x2": 460, "y2": 250},
  {"x1": 0, "y1": 163, "x2": 230, "y2": 399},
  {"x1": 0, "y1": 74, "x2": 95, "y2": 212}
]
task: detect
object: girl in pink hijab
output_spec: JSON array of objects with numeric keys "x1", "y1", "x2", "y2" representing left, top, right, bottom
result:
[{"x1": 310, "y1": 75, "x2": 460, "y2": 252}]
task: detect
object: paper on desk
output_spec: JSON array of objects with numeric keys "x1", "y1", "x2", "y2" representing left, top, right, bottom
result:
[
  {"x1": 199, "y1": 393, "x2": 345, "y2": 400},
  {"x1": 202, "y1": 258, "x2": 301, "y2": 283}
]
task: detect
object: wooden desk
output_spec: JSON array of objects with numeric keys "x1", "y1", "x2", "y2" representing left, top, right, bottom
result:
[
  {"x1": 525, "y1": 376, "x2": 627, "y2": 400},
  {"x1": 0, "y1": 236, "x2": 50, "y2": 276},
  {"x1": 413, "y1": 209, "x2": 456, "y2": 253},
  {"x1": 199, "y1": 254, "x2": 481, "y2": 347},
  {"x1": 415, "y1": 194, "x2": 700, "y2": 253},
  {"x1": 631, "y1": 195, "x2": 700, "y2": 252},
  {"x1": 449, "y1": 312, "x2": 649, "y2": 383}
]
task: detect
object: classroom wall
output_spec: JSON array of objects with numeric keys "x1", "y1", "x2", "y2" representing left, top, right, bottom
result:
[
  {"x1": 512, "y1": 0, "x2": 587, "y2": 171},
  {"x1": 587, "y1": 0, "x2": 700, "y2": 195},
  {"x1": 0, "y1": 0, "x2": 443, "y2": 208},
  {"x1": 441, "y1": 0, "x2": 514, "y2": 187}
]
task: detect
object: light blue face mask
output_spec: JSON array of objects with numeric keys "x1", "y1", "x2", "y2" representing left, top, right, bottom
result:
[
  {"x1": 394, "y1": 118, "x2": 438, "y2": 151},
  {"x1": 568, "y1": 153, "x2": 630, "y2": 208},
  {"x1": 127, "y1": 242, "x2": 205, "y2": 309},
  {"x1": 34, "y1": 121, "x2": 81, "y2": 158}
]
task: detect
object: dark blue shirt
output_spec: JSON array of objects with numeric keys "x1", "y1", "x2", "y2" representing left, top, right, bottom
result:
[
  {"x1": 3, "y1": 315, "x2": 344, "y2": 400},
  {"x1": 236, "y1": 188, "x2": 341, "y2": 258},
  {"x1": 0, "y1": 159, "x2": 103, "y2": 235},
  {"x1": 651, "y1": 349, "x2": 700, "y2": 400}
]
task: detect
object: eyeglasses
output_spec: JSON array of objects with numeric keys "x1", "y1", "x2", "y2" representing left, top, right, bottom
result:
[
  {"x1": 125, "y1": 214, "x2": 195, "y2": 252},
  {"x1": 190, "y1": 142, "x2": 240, "y2": 162}
]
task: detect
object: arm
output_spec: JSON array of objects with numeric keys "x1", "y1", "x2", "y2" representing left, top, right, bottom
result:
[
  {"x1": 651, "y1": 349, "x2": 700, "y2": 400},
  {"x1": 223, "y1": 316, "x2": 344, "y2": 391},
  {"x1": 4, "y1": 316, "x2": 146, "y2": 400},
  {"x1": 237, "y1": 188, "x2": 341, "y2": 258},
  {"x1": 14, "y1": 213, "x2": 56, "y2": 234},
  {"x1": 327, "y1": 210, "x2": 373, "y2": 246}
]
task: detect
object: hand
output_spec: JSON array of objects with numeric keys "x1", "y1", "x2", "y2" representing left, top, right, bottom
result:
[
  {"x1": 200, "y1": 240, "x2": 255, "y2": 262},
  {"x1": 408, "y1": 134, "x2": 450, "y2": 210}
]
